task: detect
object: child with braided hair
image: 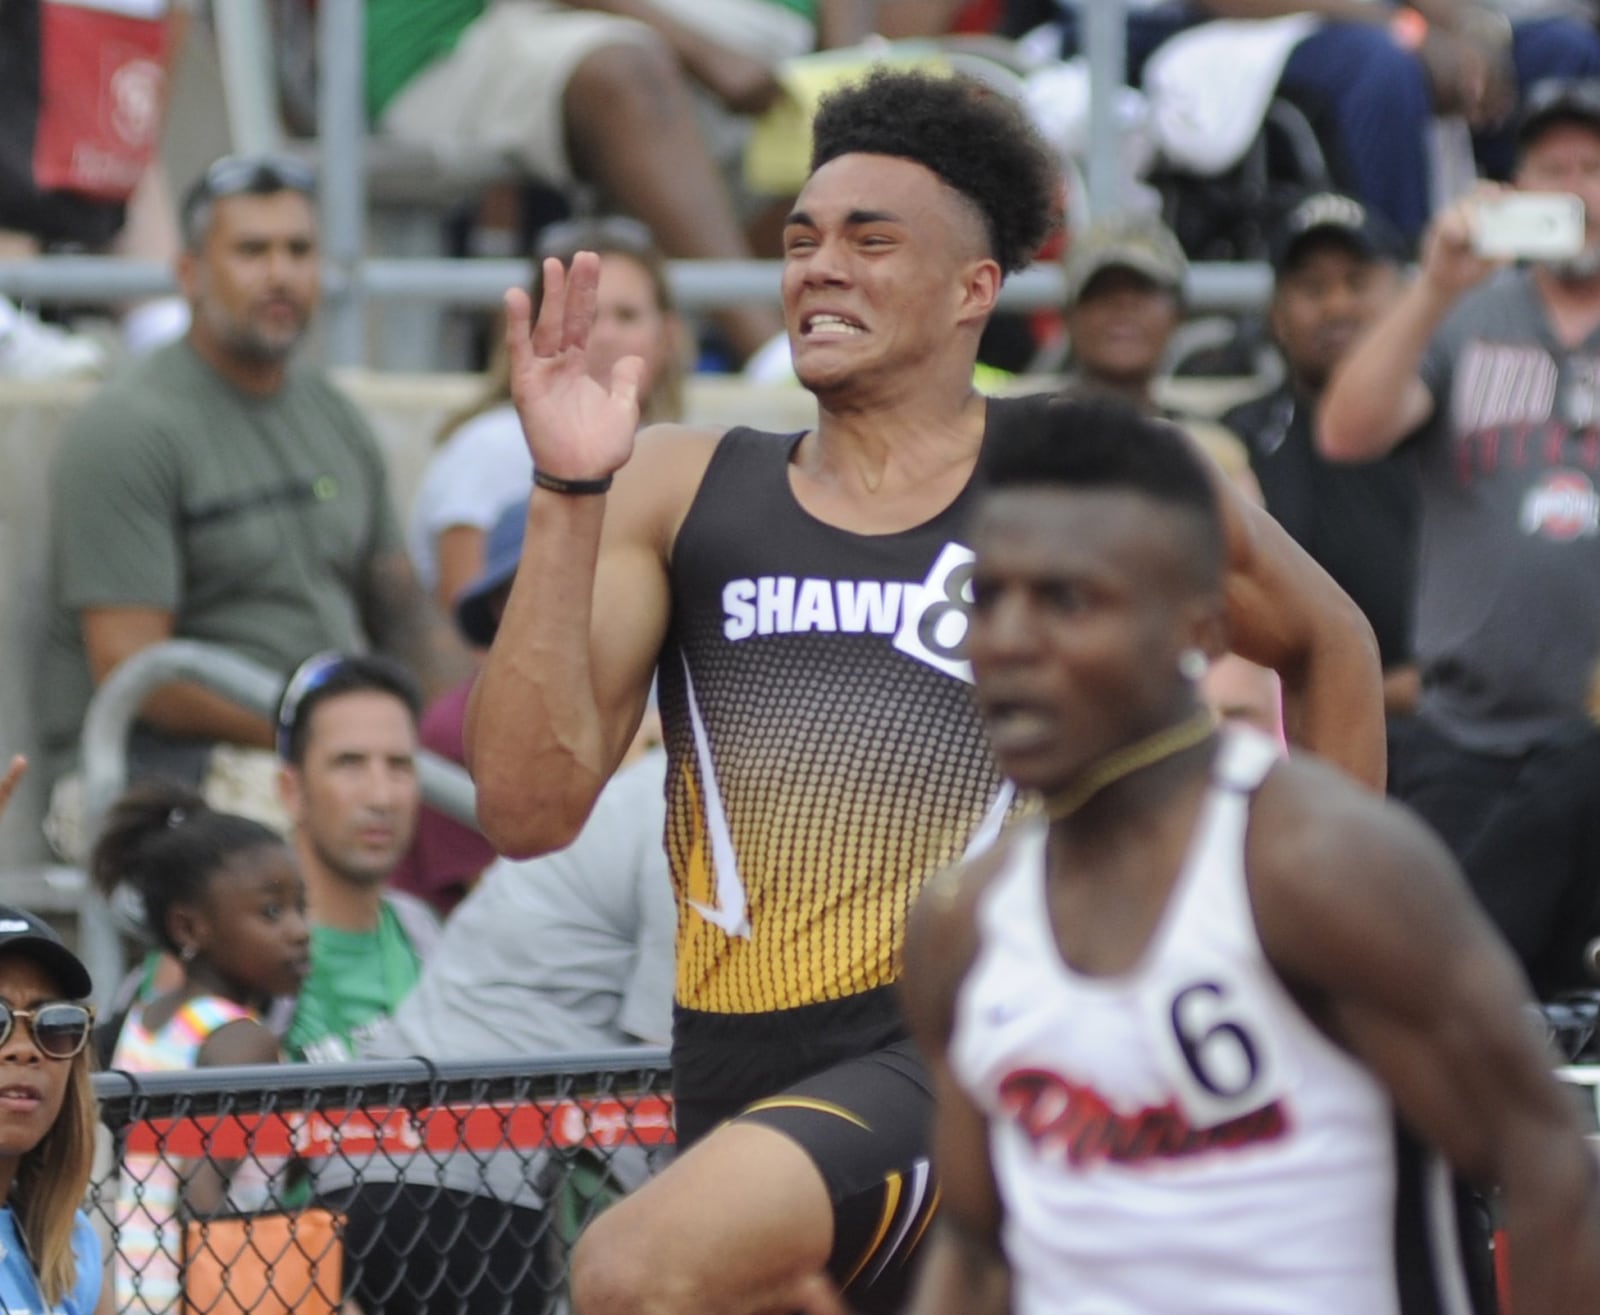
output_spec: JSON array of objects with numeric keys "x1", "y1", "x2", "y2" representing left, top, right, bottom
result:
[{"x1": 94, "y1": 781, "x2": 309, "y2": 1315}]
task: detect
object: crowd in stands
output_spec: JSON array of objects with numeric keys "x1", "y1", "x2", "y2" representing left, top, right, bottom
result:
[{"x1": 4, "y1": 2, "x2": 1600, "y2": 1312}]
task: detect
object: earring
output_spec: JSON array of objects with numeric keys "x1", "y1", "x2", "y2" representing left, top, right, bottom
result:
[
  {"x1": 1178, "y1": 648, "x2": 1209, "y2": 682},
  {"x1": 179, "y1": 944, "x2": 197, "y2": 964}
]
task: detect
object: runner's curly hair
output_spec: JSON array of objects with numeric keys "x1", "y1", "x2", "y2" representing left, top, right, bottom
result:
[{"x1": 810, "y1": 67, "x2": 1059, "y2": 276}]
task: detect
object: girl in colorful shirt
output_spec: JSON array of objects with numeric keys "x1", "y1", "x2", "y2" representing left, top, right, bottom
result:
[{"x1": 95, "y1": 782, "x2": 310, "y2": 1315}]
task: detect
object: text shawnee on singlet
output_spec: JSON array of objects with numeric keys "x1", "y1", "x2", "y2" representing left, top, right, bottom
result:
[{"x1": 658, "y1": 418, "x2": 1018, "y2": 1026}]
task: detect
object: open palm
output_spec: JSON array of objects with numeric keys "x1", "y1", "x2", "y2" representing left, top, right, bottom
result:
[{"x1": 506, "y1": 251, "x2": 645, "y2": 481}]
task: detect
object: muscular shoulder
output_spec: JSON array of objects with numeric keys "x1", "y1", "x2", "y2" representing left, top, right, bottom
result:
[
  {"x1": 1245, "y1": 754, "x2": 1473, "y2": 997},
  {"x1": 612, "y1": 422, "x2": 729, "y2": 556}
]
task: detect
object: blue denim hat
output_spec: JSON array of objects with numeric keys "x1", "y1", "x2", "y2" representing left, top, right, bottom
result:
[{"x1": 455, "y1": 499, "x2": 528, "y2": 646}]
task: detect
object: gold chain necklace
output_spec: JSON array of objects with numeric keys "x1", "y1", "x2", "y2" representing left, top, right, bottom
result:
[{"x1": 1043, "y1": 710, "x2": 1217, "y2": 820}]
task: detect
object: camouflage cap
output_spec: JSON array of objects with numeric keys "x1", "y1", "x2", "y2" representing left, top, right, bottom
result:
[{"x1": 1062, "y1": 214, "x2": 1188, "y2": 307}]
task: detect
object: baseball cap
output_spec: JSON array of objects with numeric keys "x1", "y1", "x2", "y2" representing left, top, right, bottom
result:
[
  {"x1": 0, "y1": 906, "x2": 92, "y2": 1000},
  {"x1": 455, "y1": 500, "x2": 528, "y2": 647},
  {"x1": 1518, "y1": 77, "x2": 1600, "y2": 149},
  {"x1": 1062, "y1": 215, "x2": 1188, "y2": 307},
  {"x1": 1270, "y1": 192, "x2": 1406, "y2": 275}
]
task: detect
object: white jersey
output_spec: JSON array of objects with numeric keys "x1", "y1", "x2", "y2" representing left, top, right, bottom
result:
[{"x1": 950, "y1": 729, "x2": 1412, "y2": 1315}]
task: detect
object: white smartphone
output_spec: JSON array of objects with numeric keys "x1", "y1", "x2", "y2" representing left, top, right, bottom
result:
[{"x1": 1470, "y1": 193, "x2": 1586, "y2": 261}]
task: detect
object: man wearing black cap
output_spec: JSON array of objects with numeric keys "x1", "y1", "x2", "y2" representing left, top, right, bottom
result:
[
  {"x1": 1224, "y1": 193, "x2": 1421, "y2": 740},
  {"x1": 1320, "y1": 76, "x2": 1600, "y2": 862},
  {"x1": 0, "y1": 905, "x2": 94, "y2": 1002}
]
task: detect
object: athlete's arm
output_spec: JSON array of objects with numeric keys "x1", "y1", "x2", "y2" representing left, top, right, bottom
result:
[
  {"x1": 1251, "y1": 764, "x2": 1600, "y2": 1314},
  {"x1": 1210, "y1": 470, "x2": 1387, "y2": 789},
  {"x1": 466, "y1": 255, "x2": 693, "y2": 857},
  {"x1": 902, "y1": 862, "x2": 1011, "y2": 1315}
]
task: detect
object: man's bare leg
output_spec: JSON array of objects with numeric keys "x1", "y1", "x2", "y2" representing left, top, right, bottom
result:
[
  {"x1": 572, "y1": 1121, "x2": 836, "y2": 1315},
  {"x1": 563, "y1": 41, "x2": 782, "y2": 365}
]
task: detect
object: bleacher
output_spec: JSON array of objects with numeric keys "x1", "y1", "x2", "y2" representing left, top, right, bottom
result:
[{"x1": 0, "y1": 0, "x2": 1276, "y2": 962}]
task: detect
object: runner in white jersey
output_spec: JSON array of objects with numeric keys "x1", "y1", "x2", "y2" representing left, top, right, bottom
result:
[{"x1": 902, "y1": 397, "x2": 1600, "y2": 1315}]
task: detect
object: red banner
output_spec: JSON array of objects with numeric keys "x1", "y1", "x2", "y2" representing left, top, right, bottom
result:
[
  {"x1": 123, "y1": 1094, "x2": 677, "y2": 1158},
  {"x1": 33, "y1": 1, "x2": 169, "y2": 201}
]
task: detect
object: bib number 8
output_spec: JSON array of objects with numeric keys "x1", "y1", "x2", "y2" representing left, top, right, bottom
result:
[{"x1": 894, "y1": 542, "x2": 976, "y2": 683}]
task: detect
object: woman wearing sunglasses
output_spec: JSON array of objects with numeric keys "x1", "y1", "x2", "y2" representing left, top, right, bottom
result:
[{"x1": 0, "y1": 902, "x2": 105, "y2": 1314}]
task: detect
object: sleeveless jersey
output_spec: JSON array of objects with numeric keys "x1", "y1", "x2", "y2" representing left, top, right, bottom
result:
[
  {"x1": 659, "y1": 416, "x2": 1020, "y2": 1021},
  {"x1": 950, "y1": 729, "x2": 1412, "y2": 1315}
]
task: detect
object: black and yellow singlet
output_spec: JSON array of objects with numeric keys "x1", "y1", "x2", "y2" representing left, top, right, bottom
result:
[{"x1": 658, "y1": 399, "x2": 1032, "y2": 1107}]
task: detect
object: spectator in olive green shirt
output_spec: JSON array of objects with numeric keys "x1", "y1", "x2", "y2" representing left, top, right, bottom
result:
[{"x1": 41, "y1": 157, "x2": 471, "y2": 855}]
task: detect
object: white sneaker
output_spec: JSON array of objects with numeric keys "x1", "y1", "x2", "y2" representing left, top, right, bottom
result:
[{"x1": 0, "y1": 297, "x2": 106, "y2": 379}]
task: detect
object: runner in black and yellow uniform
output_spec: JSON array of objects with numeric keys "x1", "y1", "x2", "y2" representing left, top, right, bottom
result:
[{"x1": 467, "y1": 67, "x2": 1386, "y2": 1315}]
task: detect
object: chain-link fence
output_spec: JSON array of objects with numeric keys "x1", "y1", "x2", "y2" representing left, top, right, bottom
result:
[{"x1": 88, "y1": 1051, "x2": 674, "y2": 1315}]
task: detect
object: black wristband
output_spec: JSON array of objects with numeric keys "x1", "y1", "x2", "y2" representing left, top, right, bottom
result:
[{"x1": 533, "y1": 468, "x2": 614, "y2": 496}]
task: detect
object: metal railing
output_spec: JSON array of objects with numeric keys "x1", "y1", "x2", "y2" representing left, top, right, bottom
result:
[
  {"x1": 0, "y1": 0, "x2": 1253, "y2": 370},
  {"x1": 0, "y1": 253, "x2": 1275, "y2": 317},
  {"x1": 76, "y1": 640, "x2": 480, "y2": 1009},
  {"x1": 89, "y1": 1050, "x2": 673, "y2": 1315}
]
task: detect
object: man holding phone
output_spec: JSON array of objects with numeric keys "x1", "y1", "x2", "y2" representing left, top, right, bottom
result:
[{"x1": 1318, "y1": 76, "x2": 1600, "y2": 862}]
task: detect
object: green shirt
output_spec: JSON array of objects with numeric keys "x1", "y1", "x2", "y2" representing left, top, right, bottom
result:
[
  {"x1": 365, "y1": 0, "x2": 485, "y2": 121},
  {"x1": 287, "y1": 903, "x2": 425, "y2": 1063},
  {"x1": 40, "y1": 340, "x2": 402, "y2": 783},
  {"x1": 364, "y1": 0, "x2": 819, "y2": 122}
]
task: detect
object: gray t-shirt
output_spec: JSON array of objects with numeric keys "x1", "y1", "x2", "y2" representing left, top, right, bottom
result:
[
  {"x1": 1415, "y1": 267, "x2": 1600, "y2": 753},
  {"x1": 368, "y1": 752, "x2": 674, "y2": 1060},
  {"x1": 40, "y1": 340, "x2": 403, "y2": 781},
  {"x1": 334, "y1": 752, "x2": 676, "y2": 1207}
]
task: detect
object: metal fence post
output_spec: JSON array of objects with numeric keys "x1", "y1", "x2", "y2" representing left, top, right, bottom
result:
[
  {"x1": 1083, "y1": 0, "x2": 1129, "y2": 222},
  {"x1": 318, "y1": 0, "x2": 367, "y2": 366}
]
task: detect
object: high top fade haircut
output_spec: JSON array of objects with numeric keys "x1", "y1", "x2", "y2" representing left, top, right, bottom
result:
[
  {"x1": 984, "y1": 396, "x2": 1226, "y2": 586},
  {"x1": 809, "y1": 67, "x2": 1059, "y2": 276}
]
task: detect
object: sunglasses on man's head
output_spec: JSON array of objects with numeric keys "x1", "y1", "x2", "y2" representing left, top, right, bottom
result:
[
  {"x1": 535, "y1": 215, "x2": 655, "y2": 263},
  {"x1": 275, "y1": 651, "x2": 348, "y2": 761},
  {"x1": 0, "y1": 1001, "x2": 94, "y2": 1061},
  {"x1": 191, "y1": 153, "x2": 318, "y2": 207}
]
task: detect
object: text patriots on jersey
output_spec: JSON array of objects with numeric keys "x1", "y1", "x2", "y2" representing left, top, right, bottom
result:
[{"x1": 998, "y1": 1068, "x2": 1289, "y2": 1169}]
